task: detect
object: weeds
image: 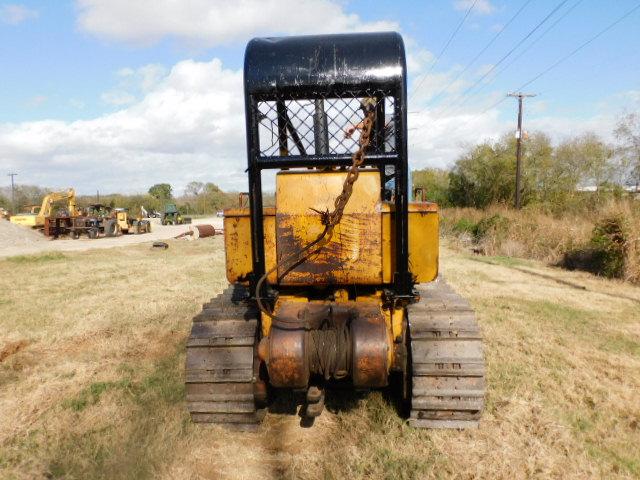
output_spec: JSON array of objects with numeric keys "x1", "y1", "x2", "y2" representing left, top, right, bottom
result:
[
  {"x1": 5, "y1": 252, "x2": 67, "y2": 263},
  {"x1": 1, "y1": 238, "x2": 639, "y2": 479},
  {"x1": 443, "y1": 199, "x2": 640, "y2": 283},
  {"x1": 563, "y1": 215, "x2": 629, "y2": 279}
]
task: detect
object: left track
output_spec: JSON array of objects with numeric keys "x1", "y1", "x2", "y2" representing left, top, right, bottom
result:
[{"x1": 185, "y1": 285, "x2": 265, "y2": 430}]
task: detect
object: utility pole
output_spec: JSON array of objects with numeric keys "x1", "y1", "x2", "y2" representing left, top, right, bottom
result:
[
  {"x1": 507, "y1": 92, "x2": 536, "y2": 209},
  {"x1": 7, "y1": 173, "x2": 17, "y2": 213}
]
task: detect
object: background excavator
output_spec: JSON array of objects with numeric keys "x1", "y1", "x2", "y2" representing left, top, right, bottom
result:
[
  {"x1": 185, "y1": 32, "x2": 486, "y2": 430},
  {"x1": 9, "y1": 188, "x2": 77, "y2": 227}
]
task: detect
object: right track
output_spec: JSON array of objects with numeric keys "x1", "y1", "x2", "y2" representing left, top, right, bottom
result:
[{"x1": 407, "y1": 280, "x2": 486, "y2": 428}]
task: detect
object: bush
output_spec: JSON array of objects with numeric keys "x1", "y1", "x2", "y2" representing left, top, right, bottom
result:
[
  {"x1": 473, "y1": 214, "x2": 509, "y2": 241},
  {"x1": 452, "y1": 218, "x2": 476, "y2": 235},
  {"x1": 562, "y1": 215, "x2": 629, "y2": 279},
  {"x1": 442, "y1": 200, "x2": 640, "y2": 284}
]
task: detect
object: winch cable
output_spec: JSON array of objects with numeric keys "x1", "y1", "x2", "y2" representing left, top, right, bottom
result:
[{"x1": 255, "y1": 109, "x2": 377, "y2": 319}]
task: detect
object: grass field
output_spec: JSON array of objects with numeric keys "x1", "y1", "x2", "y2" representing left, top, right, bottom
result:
[{"x1": 1, "y1": 238, "x2": 639, "y2": 479}]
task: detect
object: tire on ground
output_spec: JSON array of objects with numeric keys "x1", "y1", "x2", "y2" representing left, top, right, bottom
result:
[{"x1": 104, "y1": 219, "x2": 118, "y2": 237}]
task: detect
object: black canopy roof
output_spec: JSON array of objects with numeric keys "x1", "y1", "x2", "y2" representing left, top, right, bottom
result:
[{"x1": 244, "y1": 32, "x2": 406, "y2": 95}]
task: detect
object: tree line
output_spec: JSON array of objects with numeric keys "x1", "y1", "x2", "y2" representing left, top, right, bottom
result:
[
  {"x1": 0, "y1": 181, "x2": 250, "y2": 216},
  {"x1": 413, "y1": 112, "x2": 640, "y2": 211}
]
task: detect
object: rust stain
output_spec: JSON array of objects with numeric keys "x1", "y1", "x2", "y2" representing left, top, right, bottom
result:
[
  {"x1": 269, "y1": 357, "x2": 305, "y2": 386},
  {"x1": 0, "y1": 340, "x2": 29, "y2": 363},
  {"x1": 276, "y1": 212, "x2": 382, "y2": 285}
]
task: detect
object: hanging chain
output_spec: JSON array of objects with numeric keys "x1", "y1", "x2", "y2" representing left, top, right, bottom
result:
[
  {"x1": 256, "y1": 106, "x2": 377, "y2": 318},
  {"x1": 320, "y1": 109, "x2": 376, "y2": 227}
]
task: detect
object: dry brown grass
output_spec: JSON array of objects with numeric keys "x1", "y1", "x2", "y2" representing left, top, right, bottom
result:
[
  {"x1": 442, "y1": 200, "x2": 640, "y2": 283},
  {"x1": 1, "y1": 238, "x2": 639, "y2": 479}
]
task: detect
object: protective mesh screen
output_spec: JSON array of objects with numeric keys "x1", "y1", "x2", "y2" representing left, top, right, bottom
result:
[{"x1": 255, "y1": 91, "x2": 396, "y2": 158}]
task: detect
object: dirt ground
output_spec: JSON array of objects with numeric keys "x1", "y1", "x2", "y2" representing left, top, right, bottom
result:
[
  {"x1": 0, "y1": 217, "x2": 223, "y2": 258},
  {"x1": 0, "y1": 240, "x2": 639, "y2": 479}
]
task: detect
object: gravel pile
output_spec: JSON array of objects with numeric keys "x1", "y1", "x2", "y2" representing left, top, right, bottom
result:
[{"x1": 0, "y1": 219, "x2": 46, "y2": 249}]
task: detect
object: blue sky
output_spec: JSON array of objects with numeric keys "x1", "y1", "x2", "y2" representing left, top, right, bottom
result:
[{"x1": 1, "y1": 0, "x2": 639, "y2": 193}]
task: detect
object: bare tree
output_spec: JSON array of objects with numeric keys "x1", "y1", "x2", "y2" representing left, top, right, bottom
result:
[{"x1": 615, "y1": 112, "x2": 640, "y2": 190}]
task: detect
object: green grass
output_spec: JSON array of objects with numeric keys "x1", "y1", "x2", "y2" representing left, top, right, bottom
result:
[
  {"x1": 5, "y1": 252, "x2": 67, "y2": 263},
  {"x1": 63, "y1": 350, "x2": 185, "y2": 412},
  {"x1": 599, "y1": 333, "x2": 640, "y2": 357},
  {"x1": 467, "y1": 254, "x2": 534, "y2": 268},
  {"x1": 50, "y1": 349, "x2": 187, "y2": 479}
]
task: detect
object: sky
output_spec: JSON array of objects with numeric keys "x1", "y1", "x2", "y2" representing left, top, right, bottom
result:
[{"x1": 1, "y1": 0, "x2": 639, "y2": 194}]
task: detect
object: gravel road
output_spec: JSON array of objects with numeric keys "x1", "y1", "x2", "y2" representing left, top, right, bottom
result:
[{"x1": 0, "y1": 217, "x2": 224, "y2": 258}]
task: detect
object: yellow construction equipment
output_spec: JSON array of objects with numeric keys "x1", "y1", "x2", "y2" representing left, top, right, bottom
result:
[
  {"x1": 185, "y1": 32, "x2": 485, "y2": 430},
  {"x1": 9, "y1": 189, "x2": 77, "y2": 227}
]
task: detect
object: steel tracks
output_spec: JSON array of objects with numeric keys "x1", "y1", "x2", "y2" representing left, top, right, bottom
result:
[
  {"x1": 185, "y1": 285, "x2": 265, "y2": 430},
  {"x1": 407, "y1": 280, "x2": 486, "y2": 428}
]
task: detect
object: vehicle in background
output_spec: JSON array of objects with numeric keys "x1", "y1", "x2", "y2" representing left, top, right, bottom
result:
[
  {"x1": 161, "y1": 203, "x2": 191, "y2": 225},
  {"x1": 65, "y1": 204, "x2": 151, "y2": 239},
  {"x1": 9, "y1": 189, "x2": 78, "y2": 228}
]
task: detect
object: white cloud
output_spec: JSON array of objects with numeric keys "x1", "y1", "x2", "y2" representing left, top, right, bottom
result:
[
  {"x1": 100, "y1": 91, "x2": 136, "y2": 106},
  {"x1": 453, "y1": 0, "x2": 495, "y2": 15},
  {"x1": 100, "y1": 64, "x2": 167, "y2": 106},
  {"x1": 0, "y1": 3, "x2": 38, "y2": 24},
  {"x1": 0, "y1": 58, "x2": 249, "y2": 193},
  {"x1": 117, "y1": 64, "x2": 167, "y2": 92},
  {"x1": 408, "y1": 107, "x2": 506, "y2": 171},
  {"x1": 404, "y1": 37, "x2": 434, "y2": 75},
  {"x1": 1, "y1": 54, "x2": 624, "y2": 195},
  {"x1": 75, "y1": 0, "x2": 398, "y2": 47}
]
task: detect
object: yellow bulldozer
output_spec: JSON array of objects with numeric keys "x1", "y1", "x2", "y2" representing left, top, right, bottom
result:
[
  {"x1": 185, "y1": 32, "x2": 485, "y2": 430},
  {"x1": 9, "y1": 189, "x2": 77, "y2": 227}
]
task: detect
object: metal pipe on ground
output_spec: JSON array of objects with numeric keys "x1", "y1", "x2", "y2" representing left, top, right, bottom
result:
[{"x1": 174, "y1": 224, "x2": 219, "y2": 240}]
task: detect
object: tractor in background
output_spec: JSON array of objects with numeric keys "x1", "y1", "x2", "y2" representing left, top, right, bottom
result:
[{"x1": 161, "y1": 203, "x2": 191, "y2": 225}]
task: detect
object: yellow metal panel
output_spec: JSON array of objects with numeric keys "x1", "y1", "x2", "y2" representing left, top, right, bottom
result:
[
  {"x1": 381, "y1": 202, "x2": 439, "y2": 283},
  {"x1": 275, "y1": 170, "x2": 383, "y2": 286},
  {"x1": 408, "y1": 203, "x2": 439, "y2": 282},
  {"x1": 9, "y1": 214, "x2": 38, "y2": 227},
  {"x1": 224, "y1": 174, "x2": 438, "y2": 287},
  {"x1": 223, "y1": 208, "x2": 276, "y2": 284}
]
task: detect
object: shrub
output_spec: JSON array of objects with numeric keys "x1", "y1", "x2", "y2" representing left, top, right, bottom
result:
[
  {"x1": 473, "y1": 214, "x2": 509, "y2": 241},
  {"x1": 563, "y1": 215, "x2": 629, "y2": 279},
  {"x1": 452, "y1": 217, "x2": 476, "y2": 235}
]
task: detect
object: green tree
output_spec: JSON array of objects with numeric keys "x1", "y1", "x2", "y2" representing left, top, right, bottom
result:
[
  {"x1": 202, "y1": 183, "x2": 227, "y2": 211},
  {"x1": 447, "y1": 136, "x2": 518, "y2": 208},
  {"x1": 148, "y1": 183, "x2": 173, "y2": 200},
  {"x1": 525, "y1": 132, "x2": 575, "y2": 205},
  {"x1": 412, "y1": 168, "x2": 451, "y2": 206},
  {"x1": 553, "y1": 133, "x2": 613, "y2": 190}
]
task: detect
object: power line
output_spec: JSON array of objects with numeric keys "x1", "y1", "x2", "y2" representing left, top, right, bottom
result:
[
  {"x1": 438, "y1": 0, "x2": 585, "y2": 120},
  {"x1": 411, "y1": 2, "x2": 640, "y2": 149},
  {"x1": 489, "y1": 0, "x2": 585, "y2": 87},
  {"x1": 410, "y1": 0, "x2": 478, "y2": 97},
  {"x1": 419, "y1": 0, "x2": 534, "y2": 107},
  {"x1": 428, "y1": 0, "x2": 571, "y2": 119},
  {"x1": 515, "y1": 2, "x2": 640, "y2": 93}
]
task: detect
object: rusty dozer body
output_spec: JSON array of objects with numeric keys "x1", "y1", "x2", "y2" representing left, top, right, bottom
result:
[{"x1": 185, "y1": 32, "x2": 485, "y2": 429}]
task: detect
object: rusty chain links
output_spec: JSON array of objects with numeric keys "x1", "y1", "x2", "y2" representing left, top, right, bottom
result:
[
  {"x1": 256, "y1": 106, "x2": 377, "y2": 318},
  {"x1": 323, "y1": 109, "x2": 376, "y2": 227}
]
